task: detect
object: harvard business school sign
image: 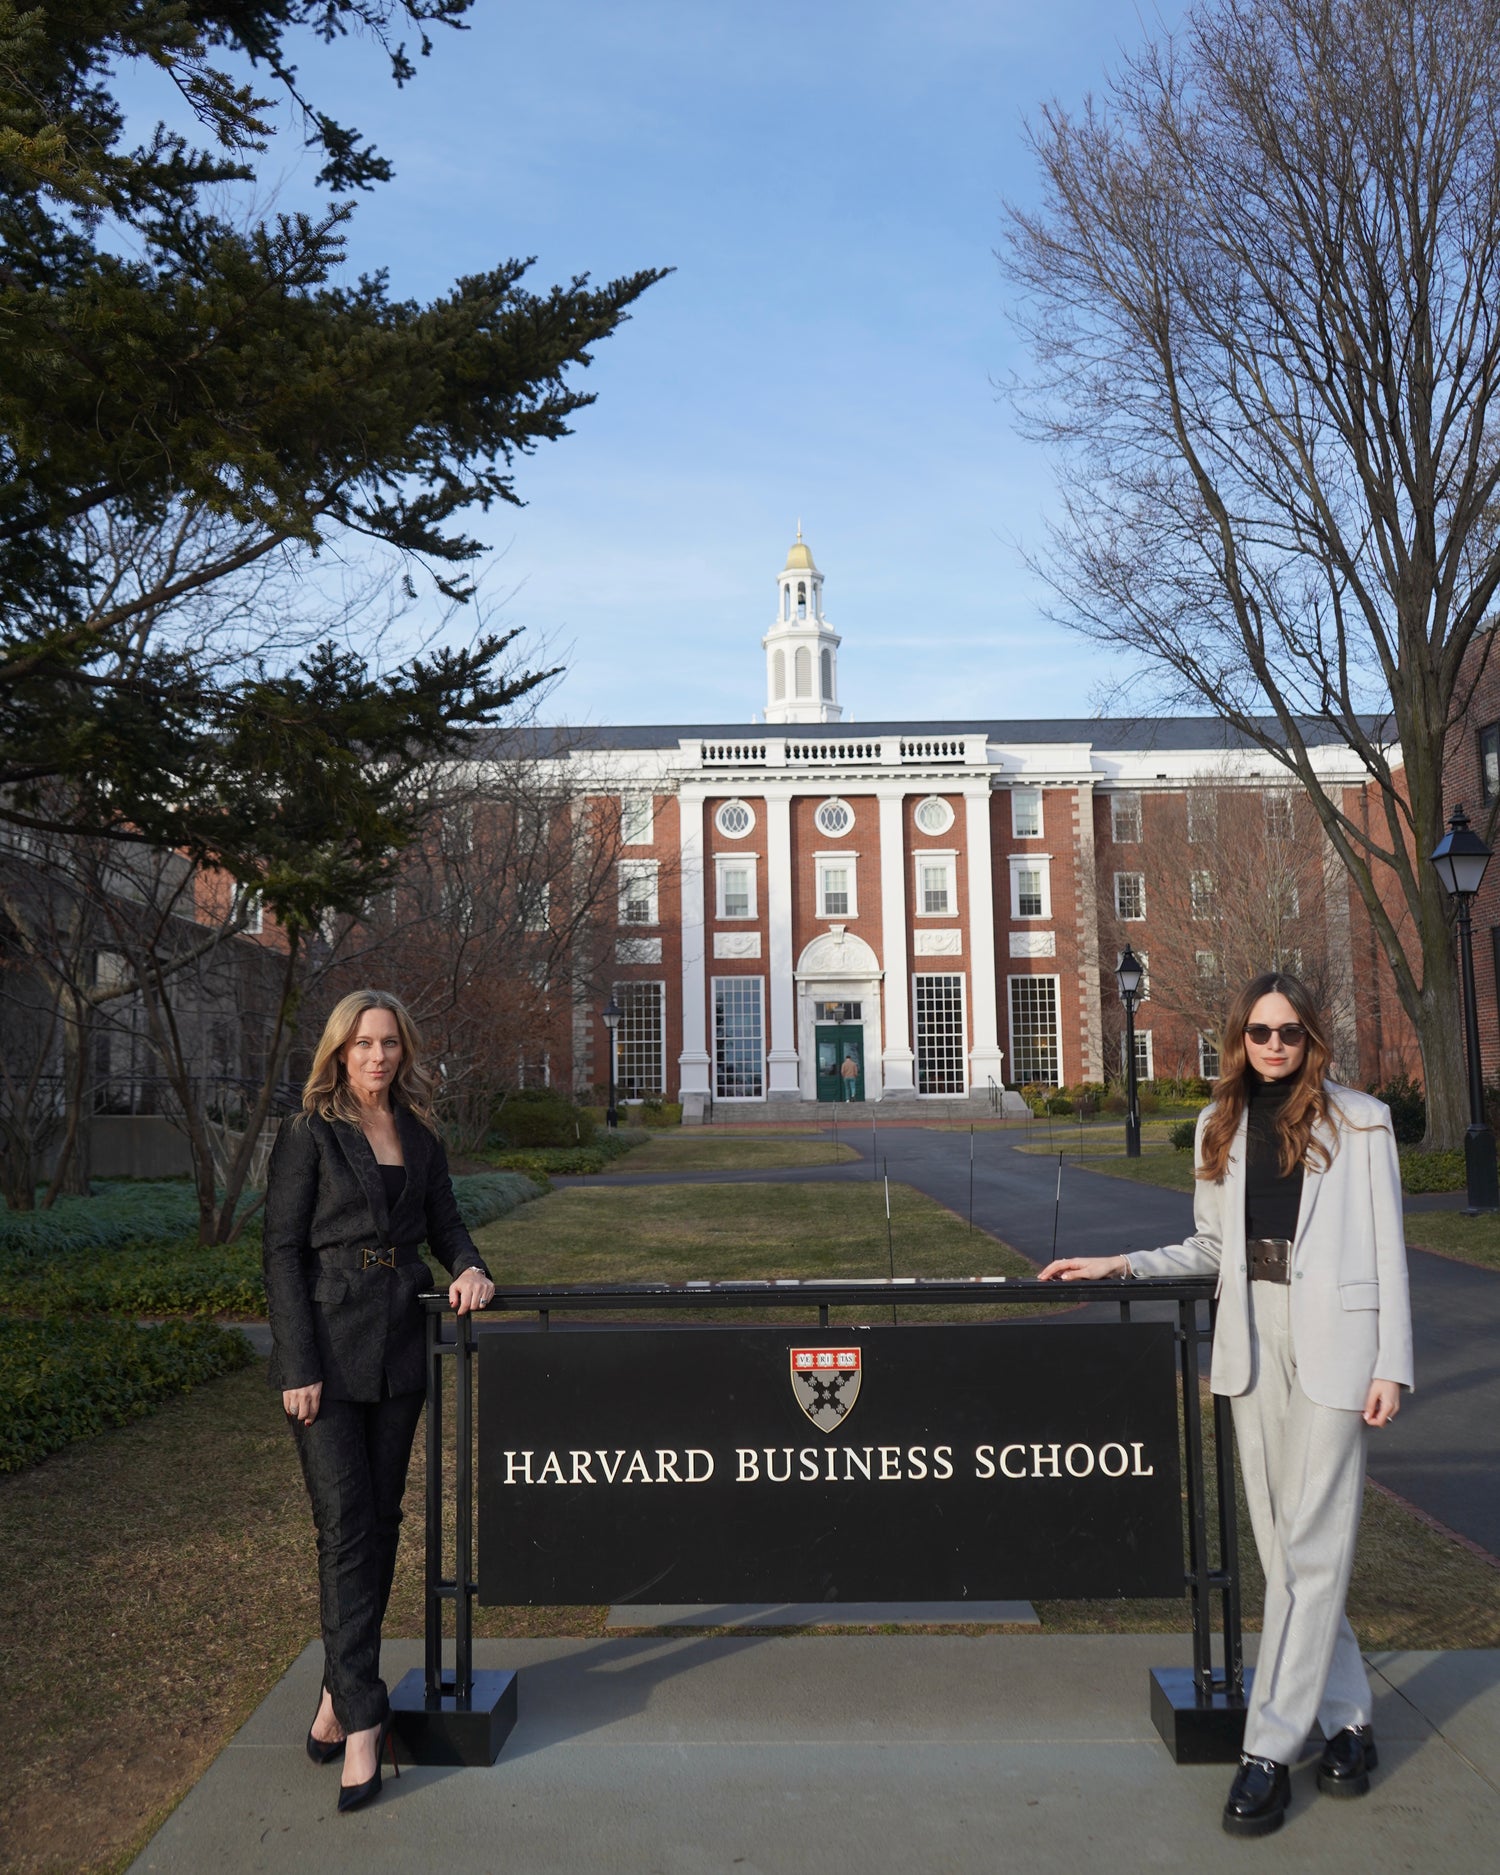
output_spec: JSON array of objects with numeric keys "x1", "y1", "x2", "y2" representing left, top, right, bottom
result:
[{"x1": 477, "y1": 1323, "x2": 1183, "y2": 1604}]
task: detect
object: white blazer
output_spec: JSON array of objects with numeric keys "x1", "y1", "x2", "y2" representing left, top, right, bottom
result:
[{"x1": 1126, "y1": 1083, "x2": 1414, "y2": 1411}]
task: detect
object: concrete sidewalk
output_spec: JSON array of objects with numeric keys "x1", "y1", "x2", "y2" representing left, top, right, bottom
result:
[{"x1": 129, "y1": 1635, "x2": 1500, "y2": 1874}]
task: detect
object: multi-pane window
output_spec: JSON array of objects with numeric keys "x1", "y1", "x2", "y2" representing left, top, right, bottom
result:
[
  {"x1": 621, "y1": 795, "x2": 654, "y2": 845},
  {"x1": 916, "y1": 796, "x2": 955, "y2": 835},
  {"x1": 1011, "y1": 787, "x2": 1043, "y2": 838},
  {"x1": 713, "y1": 977, "x2": 764, "y2": 1099},
  {"x1": 1190, "y1": 870, "x2": 1216, "y2": 920},
  {"x1": 1199, "y1": 1034, "x2": 1221, "y2": 1080},
  {"x1": 1264, "y1": 792, "x2": 1294, "y2": 839},
  {"x1": 715, "y1": 856, "x2": 756, "y2": 919},
  {"x1": 1008, "y1": 855, "x2": 1049, "y2": 920},
  {"x1": 914, "y1": 974, "x2": 967, "y2": 1094},
  {"x1": 1271, "y1": 877, "x2": 1301, "y2": 919},
  {"x1": 815, "y1": 798, "x2": 853, "y2": 837},
  {"x1": 818, "y1": 859, "x2": 855, "y2": 918},
  {"x1": 1124, "y1": 1030, "x2": 1154, "y2": 1083},
  {"x1": 1114, "y1": 872, "x2": 1146, "y2": 920},
  {"x1": 716, "y1": 799, "x2": 754, "y2": 838},
  {"x1": 1009, "y1": 976, "x2": 1061, "y2": 1085},
  {"x1": 522, "y1": 881, "x2": 550, "y2": 933},
  {"x1": 1111, "y1": 792, "x2": 1142, "y2": 843},
  {"x1": 618, "y1": 860, "x2": 659, "y2": 926},
  {"x1": 919, "y1": 858, "x2": 954, "y2": 915},
  {"x1": 1480, "y1": 724, "x2": 1500, "y2": 806},
  {"x1": 1196, "y1": 948, "x2": 1220, "y2": 982},
  {"x1": 1187, "y1": 792, "x2": 1217, "y2": 843},
  {"x1": 239, "y1": 891, "x2": 264, "y2": 936},
  {"x1": 611, "y1": 981, "x2": 665, "y2": 1098}
]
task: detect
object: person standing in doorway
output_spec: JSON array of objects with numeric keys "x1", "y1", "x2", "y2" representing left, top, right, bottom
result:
[
  {"x1": 1040, "y1": 971, "x2": 1411, "y2": 1838},
  {"x1": 840, "y1": 1051, "x2": 859, "y2": 1101}
]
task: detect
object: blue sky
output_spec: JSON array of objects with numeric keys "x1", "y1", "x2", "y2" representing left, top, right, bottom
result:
[{"x1": 162, "y1": 2, "x2": 1183, "y2": 726}]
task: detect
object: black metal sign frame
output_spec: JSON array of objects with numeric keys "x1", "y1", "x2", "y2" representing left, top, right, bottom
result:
[{"x1": 390, "y1": 1278, "x2": 1246, "y2": 1769}]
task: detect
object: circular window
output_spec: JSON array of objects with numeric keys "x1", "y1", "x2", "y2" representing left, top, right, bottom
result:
[
  {"x1": 715, "y1": 799, "x2": 755, "y2": 838},
  {"x1": 915, "y1": 796, "x2": 954, "y2": 836},
  {"x1": 814, "y1": 798, "x2": 853, "y2": 837}
]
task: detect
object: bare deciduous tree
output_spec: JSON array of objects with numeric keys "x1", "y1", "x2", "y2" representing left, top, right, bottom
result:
[{"x1": 1003, "y1": 0, "x2": 1500, "y2": 1144}]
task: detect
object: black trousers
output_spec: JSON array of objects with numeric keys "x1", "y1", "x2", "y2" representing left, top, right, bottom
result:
[{"x1": 291, "y1": 1389, "x2": 425, "y2": 1732}]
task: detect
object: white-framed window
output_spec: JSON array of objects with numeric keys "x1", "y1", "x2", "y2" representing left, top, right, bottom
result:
[
  {"x1": 817, "y1": 853, "x2": 858, "y2": 919},
  {"x1": 1196, "y1": 948, "x2": 1220, "y2": 982},
  {"x1": 618, "y1": 859, "x2": 659, "y2": 926},
  {"x1": 916, "y1": 851, "x2": 957, "y2": 917},
  {"x1": 1264, "y1": 791, "x2": 1295, "y2": 840},
  {"x1": 1111, "y1": 792, "x2": 1142, "y2": 843},
  {"x1": 1199, "y1": 1033, "x2": 1221, "y2": 1080},
  {"x1": 1011, "y1": 787, "x2": 1043, "y2": 839},
  {"x1": 1009, "y1": 975, "x2": 1061, "y2": 1085},
  {"x1": 915, "y1": 795, "x2": 955, "y2": 836},
  {"x1": 1271, "y1": 878, "x2": 1301, "y2": 919},
  {"x1": 238, "y1": 890, "x2": 264, "y2": 935},
  {"x1": 815, "y1": 797, "x2": 854, "y2": 837},
  {"x1": 1008, "y1": 853, "x2": 1051, "y2": 920},
  {"x1": 1188, "y1": 792, "x2": 1217, "y2": 843},
  {"x1": 1124, "y1": 1028, "x2": 1154, "y2": 1083},
  {"x1": 523, "y1": 881, "x2": 551, "y2": 934},
  {"x1": 914, "y1": 973, "x2": 968, "y2": 1094},
  {"x1": 714, "y1": 854, "x2": 758, "y2": 920},
  {"x1": 715, "y1": 799, "x2": 755, "y2": 838},
  {"x1": 713, "y1": 976, "x2": 764, "y2": 1100},
  {"x1": 611, "y1": 980, "x2": 666, "y2": 1099},
  {"x1": 621, "y1": 795, "x2": 654, "y2": 846},
  {"x1": 1114, "y1": 872, "x2": 1145, "y2": 920},
  {"x1": 1190, "y1": 870, "x2": 1216, "y2": 920}
]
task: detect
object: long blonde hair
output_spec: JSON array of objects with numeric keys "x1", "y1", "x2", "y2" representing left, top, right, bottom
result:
[
  {"x1": 302, "y1": 990, "x2": 439, "y2": 1134},
  {"x1": 1198, "y1": 972, "x2": 1337, "y2": 1182}
]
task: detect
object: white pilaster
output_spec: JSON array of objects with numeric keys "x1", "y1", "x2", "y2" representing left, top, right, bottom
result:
[
  {"x1": 965, "y1": 786, "x2": 1006, "y2": 1089},
  {"x1": 878, "y1": 790, "x2": 916, "y2": 1098},
  {"x1": 765, "y1": 793, "x2": 800, "y2": 1093},
  {"x1": 676, "y1": 787, "x2": 711, "y2": 1119}
]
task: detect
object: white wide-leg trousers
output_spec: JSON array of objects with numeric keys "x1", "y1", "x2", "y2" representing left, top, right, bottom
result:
[{"x1": 1231, "y1": 1281, "x2": 1372, "y2": 1765}]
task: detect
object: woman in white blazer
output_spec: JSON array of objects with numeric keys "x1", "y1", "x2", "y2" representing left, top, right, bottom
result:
[{"x1": 1042, "y1": 971, "x2": 1412, "y2": 1839}]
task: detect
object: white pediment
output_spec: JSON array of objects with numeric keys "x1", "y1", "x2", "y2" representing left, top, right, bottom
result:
[{"x1": 795, "y1": 925, "x2": 882, "y2": 981}]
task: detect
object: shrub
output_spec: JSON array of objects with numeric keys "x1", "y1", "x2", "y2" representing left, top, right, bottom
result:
[
  {"x1": 1372, "y1": 1071, "x2": 1425, "y2": 1145},
  {"x1": 1103, "y1": 1092, "x2": 1127, "y2": 1115},
  {"x1": 0, "y1": 1181, "x2": 206, "y2": 1259},
  {"x1": 493, "y1": 1089, "x2": 598, "y2": 1149},
  {"x1": 1170, "y1": 1119, "x2": 1198, "y2": 1152},
  {"x1": 0, "y1": 1318, "x2": 254, "y2": 1472},
  {"x1": 1046, "y1": 1094, "x2": 1074, "y2": 1115},
  {"x1": 1398, "y1": 1148, "x2": 1466, "y2": 1194},
  {"x1": 1155, "y1": 1074, "x2": 1211, "y2": 1104}
]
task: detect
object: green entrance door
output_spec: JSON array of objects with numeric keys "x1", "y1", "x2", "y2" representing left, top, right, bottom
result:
[{"x1": 816, "y1": 1026, "x2": 865, "y2": 1102}]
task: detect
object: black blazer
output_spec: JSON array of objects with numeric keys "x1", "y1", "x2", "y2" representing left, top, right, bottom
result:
[{"x1": 263, "y1": 1106, "x2": 489, "y2": 1401}]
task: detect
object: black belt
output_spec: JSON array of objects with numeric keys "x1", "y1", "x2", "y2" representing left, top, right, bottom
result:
[
  {"x1": 1247, "y1": 1237, "x2": 1292, "y2": 1284},
  {"x1": 316, "y1": 1244, "x2": 426, "y2": 1272}
]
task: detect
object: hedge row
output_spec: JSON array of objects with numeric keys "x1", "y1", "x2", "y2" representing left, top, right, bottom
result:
[
  {"x1": 1398, "y1": 1148, "x2": 1466, "y2": 1194},
  {"x1": 0, "y1": 1180, "x2": 207, "y2": 1259},
  {"x1": 0, "y1": 1173, "x2": 543, "y2": 1318},
  {"x1": 0, "y1": 1319, "x2": 254, "y2": 1473}
]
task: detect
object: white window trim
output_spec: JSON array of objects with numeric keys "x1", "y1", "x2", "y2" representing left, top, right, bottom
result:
[
  {"x1": 621, "y1": 794, "x2": 654, "y2": 846},
  {"x1": 1113, "y1": 870, "x2": 1146, "y2": 921},
  {"x1": 1010, "y1": 786, "x2": 1043, "y2": 840},
  {"x1": 711, "y1": 975, "x2": 767, "y2": 1102},
  {"x1": 1007, "y1": 852, "x2": 1052, "y2": 921},
  {"x1": 1199, "y1": 1033, "x2": 1221, "y2": 1080},
  {"x1": 912, "y1": 971, "x2": 969, "y2": 1096},
  {"x1": 611, "y1": 979, "x2": 667, "y2": 1099},
  {"x1": 1111, "y1": 791, "x2": 1142, "y2": 844},
  {"x1": 1126, "y1": 1028, "x2": 1155, "y2": 1083},
  {"x1": 814, "y1": 797, "x2": 855, "y2": 838},
  {"x1": 714, "y1": 798, "x2": 756, "y2": 839},
  {"x1": 914, "y1": 848, "x2": 958, "y2": 919},
  {"x1": 915, "y1": 795, "x2": 956, "y2": 836},
  {"x1": 617, "y1": 858, "x2": 659, "y2": 927},
  {"x1": 714, "y1": 852, "x2": 759, "y2": 921},
  {"x1": 815, "y1": 850, "x2": 860, "y2": 920},
  {"x1": 1007, "y1": 973, "x2": 1063, "y2": 1088}
]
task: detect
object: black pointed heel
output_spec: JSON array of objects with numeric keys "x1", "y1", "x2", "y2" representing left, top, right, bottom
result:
[
  {"x1": 337, "y1": 1714, "x2": 399, "y2": 1814},
  {"x1": 305, "y1": 1686, "x2": 345, "y2": 1766}
]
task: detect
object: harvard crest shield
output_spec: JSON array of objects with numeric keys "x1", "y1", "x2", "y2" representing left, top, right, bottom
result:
[{"x1": 790, "y1": 1346, "x2": 862, "y2": 1432}]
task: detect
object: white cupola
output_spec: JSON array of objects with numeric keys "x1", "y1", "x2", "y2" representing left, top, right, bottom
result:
[{"x1": 761, "y1": 525, "x2": 842, "y2": 724}]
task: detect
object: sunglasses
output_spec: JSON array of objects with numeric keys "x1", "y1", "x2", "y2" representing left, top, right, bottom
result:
[{"x1": 1244, "y1": 1023, "x2": 1306, "y2": 1046}]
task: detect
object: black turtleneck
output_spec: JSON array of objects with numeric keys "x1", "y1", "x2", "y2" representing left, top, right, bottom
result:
[{"x1": 1244, "y1": 1075, "x2": 1304, "y2": 1242}]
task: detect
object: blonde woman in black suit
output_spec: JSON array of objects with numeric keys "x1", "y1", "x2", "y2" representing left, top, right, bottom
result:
[
  {"x1": 1042, "y1": 972, "x2": 1412, "y2": 1838},
  {"x1": 264, "y1": 991, "x2": 494, "y2": 1813}
]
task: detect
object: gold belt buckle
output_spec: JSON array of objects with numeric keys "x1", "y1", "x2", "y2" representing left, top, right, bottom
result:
[{"x1": 361, "y1": 1247, "x2": 396, "y2": 1270}]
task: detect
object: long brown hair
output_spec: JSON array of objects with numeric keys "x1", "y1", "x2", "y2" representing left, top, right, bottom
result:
[
  {"x1": 301, "y1": 990, "x2": 439, "y2": 1134},
  {"x1": 1198, "y1": 972, "x2": 1337, "y2": 1182}
]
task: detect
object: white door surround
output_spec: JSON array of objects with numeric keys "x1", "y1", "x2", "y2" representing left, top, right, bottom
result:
[{"x1": 794, "y1": 926, "x2": 883, "y2": 1102}]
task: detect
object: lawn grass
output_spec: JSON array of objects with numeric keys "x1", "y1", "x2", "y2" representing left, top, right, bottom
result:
[
  {"x1": 610, "y1": 1134, "x2": 861, "y2": 1173},
  {"x1": 471, "y1": 1178, "x2": 1043, "y2": 1321},
  {"x1": 1401, "y1": 1210, "x2": 1500, "y2": 1273},
  {"x1": 4, "y1": 1346, "x2": 1495, "y2": 1875}
]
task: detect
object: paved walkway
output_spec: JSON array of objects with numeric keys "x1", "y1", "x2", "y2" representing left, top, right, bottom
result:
[
  {"x1": 128, "y1": 1635, "x2": 1500, "y2": 1874},
  {"x1": 574, "y1": 1126, "x2": 1500, "y2": 1558}
]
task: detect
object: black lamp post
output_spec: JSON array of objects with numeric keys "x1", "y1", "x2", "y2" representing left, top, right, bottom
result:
[
  {"x1": 1117, "y1": 943, "x2": 1144, "y2": 1159},
  {"x1": 602, "y1": 996, "x2": 622, "y2": 1130},
  {"x1": 1429, "y1": 804, "x2": 1499, "y2": 1213}
]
